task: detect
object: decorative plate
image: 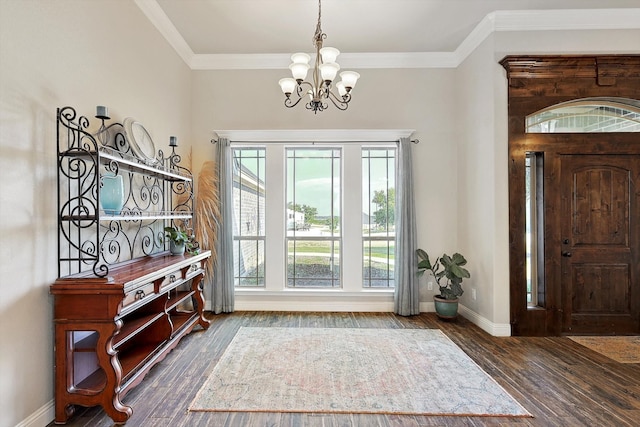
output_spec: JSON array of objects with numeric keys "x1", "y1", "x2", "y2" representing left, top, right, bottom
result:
[{"x1": 123, "y1": 117, "x2": 157, "y2": 164}]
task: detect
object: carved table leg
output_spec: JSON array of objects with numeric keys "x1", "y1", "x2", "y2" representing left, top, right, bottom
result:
[{"x1": 192, "y1": 273, "x2": 211, "y2": 330}]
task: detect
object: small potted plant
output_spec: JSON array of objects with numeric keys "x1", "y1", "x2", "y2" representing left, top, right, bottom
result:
[
  {"x1": 164, "y1": 226, "x2": 191, "y2": 256},
  {"x1": 416, "y1": 249, "x2": 470, "y2": 319}
]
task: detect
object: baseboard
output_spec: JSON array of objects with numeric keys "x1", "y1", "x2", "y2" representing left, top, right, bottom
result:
[
  {"x1": 419, "y1": 302, "x2": 510, "y2": 336},
  {"x1": 16, "y1": 399, "x2": 54, "y2": 427},
  {"x1": 458, "y1": 304, "x2": 512, "y2": 337},
  {"x1": 215, "y1": 297, "x2": 510, "y2": 336}
]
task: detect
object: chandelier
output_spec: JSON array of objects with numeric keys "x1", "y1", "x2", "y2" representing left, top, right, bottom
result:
[{"x1": 278, "y1": 0, "x2": 360, "y2": 113}]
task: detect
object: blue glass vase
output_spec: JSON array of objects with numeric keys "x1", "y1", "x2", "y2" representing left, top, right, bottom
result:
[{"x1": 100, "y1": 174, "x2": 124, "y2": 215}]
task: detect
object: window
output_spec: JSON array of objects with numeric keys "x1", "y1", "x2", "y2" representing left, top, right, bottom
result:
[
  {"x1": 526, "y1": 97, "x2": 640, "y2": 133},
  {"x1": 232, "y1": 148, "x2": 265, "y2": 287},
  {"x1": 286, "y1": 148, "x2": 341, "y2": 288},
  {"x1": 525, "y1": 152, "x2": 544, "y2": 307},
  {"x1": 231, "y1": 141, "x2": 398, "y2": 291},
  {"x1": 362, "y1": 148, "x2": 396, "y2": 288}
]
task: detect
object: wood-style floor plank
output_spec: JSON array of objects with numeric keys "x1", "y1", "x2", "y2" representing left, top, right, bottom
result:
[{"x1": 48, "y1": 312, "x2": 640, "y2": 427}]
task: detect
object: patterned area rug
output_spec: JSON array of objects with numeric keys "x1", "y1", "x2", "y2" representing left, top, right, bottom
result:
[
  {"x1": 189, "y1": 327, "x2": 531, "y2": 416},
  {"x1": 568, "y1": 336, "x2": 640, "y2": 363}
]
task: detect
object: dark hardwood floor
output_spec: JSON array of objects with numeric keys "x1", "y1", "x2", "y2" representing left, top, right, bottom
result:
[{"x1": 50, "y1": 312, "x2": 640, "y2": 427}]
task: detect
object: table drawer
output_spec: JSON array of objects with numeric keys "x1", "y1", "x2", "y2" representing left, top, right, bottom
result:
[
  {"x1": 122, "y1": 282, "x2": 155, "y2": 308},
  {"x1": 159, "y1": 269, "x2": 182, "y2": 292}
]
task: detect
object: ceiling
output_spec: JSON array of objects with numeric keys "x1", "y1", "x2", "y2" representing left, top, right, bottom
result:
[{"x1": 139, "y1": 0, "x2": 640, "y2": 68}]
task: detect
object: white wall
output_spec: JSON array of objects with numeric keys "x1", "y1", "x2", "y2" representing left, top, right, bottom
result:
[
  {"x1": 455, "y1": 33, "x2": 505, "y2": 326},
  {"x1": 190, "y1": 68, "x2": 460, "y2": 311},
  {"x1": 0, "y1": 1, "x2": 192, "y2": 426}
]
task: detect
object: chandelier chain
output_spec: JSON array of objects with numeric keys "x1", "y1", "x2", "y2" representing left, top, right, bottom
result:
[{"x1": 314, "y1": 0, "x2": 325, "y2": 47}]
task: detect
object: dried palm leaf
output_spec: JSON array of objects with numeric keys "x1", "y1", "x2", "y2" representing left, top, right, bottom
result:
[{"x1": 195, "y1": 160, "x2": 220, "y2": 271}]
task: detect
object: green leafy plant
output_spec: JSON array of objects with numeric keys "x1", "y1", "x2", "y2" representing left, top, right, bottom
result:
[
  {"x1": 416, "y1": 249, "x2": 470, "y2": 300},
  {"x1": 164, "y1": 226, "x2": 189, "y2": 244},
  {"x1": 164, "y1": 226, "x2": 199, "y2": 254}
]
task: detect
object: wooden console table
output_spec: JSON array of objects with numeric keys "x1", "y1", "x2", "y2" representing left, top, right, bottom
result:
[{"x1": 51, "y1": 250, "x2": 211, "y2": 424}]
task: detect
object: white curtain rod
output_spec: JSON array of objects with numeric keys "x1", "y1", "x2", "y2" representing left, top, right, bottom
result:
[{"x1": 210, "y1": 129, "x2": 415, "y2": 144}]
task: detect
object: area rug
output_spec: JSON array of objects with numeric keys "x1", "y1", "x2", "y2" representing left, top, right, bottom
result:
[
  {"x1": 568, "y1": 336, "x2": 640, "y2": 363},
  {"x1": 189, "y1": 327, "x2": 531, "y2": 417}
]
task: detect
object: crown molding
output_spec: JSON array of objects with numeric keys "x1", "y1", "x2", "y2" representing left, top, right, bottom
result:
[
  {"x1": 454, "y1": 9, "x2": 640, "y2": 65},
  {"x1": 453, "y1": 11, "x2": 497, "y2": 65},
  {"x1": 136, "y1": 2, "x2": 640, "y2": 70},
  {"x1": 134, "y1": 0, "x2": 195, "y2": 65},
  {"x1": 191, "y1": 52, "x2": 459, "y2": 70},
  {"x1": 493, "y1": 8, "x2": 640, "y2": 32}
]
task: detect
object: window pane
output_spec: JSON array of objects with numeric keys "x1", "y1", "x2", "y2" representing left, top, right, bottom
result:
[
  {"x1": 232, "y1": 148, "x2": 266, "y2": 287},
  {"x1": 526, "y1": 97, "x2": 640, "y2": 133},
  {"x1": 286, "y1": 148, "x2": 341, "y2": 288},
  {"x1": 234, "y1": 239, "x2": 265, "y2": 287},
  {"x1": 525, "y1": 155, "x2": 533, "y2": 304},
  {"x1": 287, "y1": 239, "x2": 340, "y2": 288},
  {"x1": 362, "y1": 148, "x2": 396, "y2": 288},
  {"x1": 363, "y1": 239, "x2": 395, "y2": 288},
  {"x1": 525, "y1": 152, "x2": 544, "y2": 306}
]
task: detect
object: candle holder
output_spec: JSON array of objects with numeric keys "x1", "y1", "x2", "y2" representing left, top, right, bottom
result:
[
  {"x1": 95, "y1": 106, "x2": 111, "y2": 146},
  {"x1": 168, "y1": 136, "x2": 180, "y2": 170}
]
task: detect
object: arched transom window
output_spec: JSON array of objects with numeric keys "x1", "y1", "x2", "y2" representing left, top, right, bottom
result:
[{"x1": 526, "y1": 97, "x2": 640, "y2": 133}]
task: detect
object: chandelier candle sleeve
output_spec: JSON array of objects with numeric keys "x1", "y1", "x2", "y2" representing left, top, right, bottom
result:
[{"x1": 278, "y1": 0, "x2": 360, "y2": 113}]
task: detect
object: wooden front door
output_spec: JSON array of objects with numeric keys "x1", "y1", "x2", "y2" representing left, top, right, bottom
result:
[
  {"x1": 560, "y1": 155, "x2": 640, "y2": 334},
  {"x1": 502, "y1": 55, "x2": 640, "y2": 336}
]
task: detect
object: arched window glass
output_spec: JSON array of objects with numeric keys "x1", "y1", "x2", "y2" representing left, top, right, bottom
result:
[{"x1": 526, "y1": 97, "x2": 640, "y2": 133}]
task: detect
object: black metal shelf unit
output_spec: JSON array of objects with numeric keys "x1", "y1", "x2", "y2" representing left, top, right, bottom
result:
[{"x1": 57, "y1": 106, "x2": 194, "y2": 278}]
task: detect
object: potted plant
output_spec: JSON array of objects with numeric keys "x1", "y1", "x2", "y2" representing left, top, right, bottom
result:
[
  {"x1": 164, "y1": 226, "x2": 192, "y2": 256},
  {"x1": 416, "y1": 249, "x2": 470, "y2": 319}
]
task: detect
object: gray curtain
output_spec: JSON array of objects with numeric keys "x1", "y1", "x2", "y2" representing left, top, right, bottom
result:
[
  {"x1": 212, "y1": 137, "x2": 235, "y2": 313},
  {"x1": 394, "y1": 137, "x2": 419, "y2": 315}
]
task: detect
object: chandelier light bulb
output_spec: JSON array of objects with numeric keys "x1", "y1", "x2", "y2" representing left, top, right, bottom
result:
[
  {"x1": 339, "y1": 71, "x2": 360, "y2": 91},
  {"x1": 336, "y1": 81, "x2": 347, "y2": 97},
  {"x1": 319, "y1": 62, "x2": 340, "y2": 82},
  {"x1": 319, "y1": 47, "x2": 340, "y2": 64},
  {"x1": 291, "y1": 52, "x2": 311, "y2": 64},
  {"x1": 289, "y1": 62, "x2": 310, "y2": 81},
  {"x1": 279, "y1": 78, "x2": 296, "y2": 96}
]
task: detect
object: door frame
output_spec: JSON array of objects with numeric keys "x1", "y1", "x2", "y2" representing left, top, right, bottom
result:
[{"x1": 500, "y1": 55, "x2": 640, "y2": 336}]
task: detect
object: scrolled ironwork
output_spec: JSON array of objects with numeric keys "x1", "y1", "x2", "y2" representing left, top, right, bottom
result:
[{"x1": 57, "y1": 106, "x2": 197, "y2": 278}]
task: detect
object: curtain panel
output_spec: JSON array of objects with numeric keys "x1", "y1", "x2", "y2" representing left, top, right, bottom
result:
[
  {"x1": 212, "y1": 137, "x2": 235, "y2": 313},
  {"x1": 394, "y1": 137, "x2": 419, "y2": 315}
]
